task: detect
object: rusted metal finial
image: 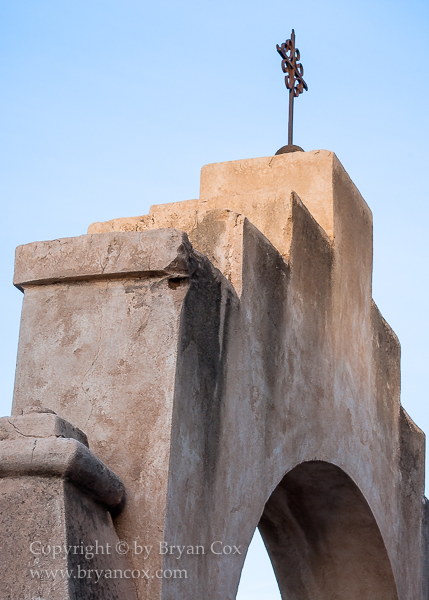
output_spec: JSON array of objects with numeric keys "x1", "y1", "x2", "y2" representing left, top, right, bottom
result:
[{"x1": 276, "y1": 29, "x2": 308, "y2": 154}]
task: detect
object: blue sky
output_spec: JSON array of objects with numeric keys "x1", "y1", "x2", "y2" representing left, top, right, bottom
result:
[{"x1": 1, "y1": 1, "x2": 428, "y2": 598}]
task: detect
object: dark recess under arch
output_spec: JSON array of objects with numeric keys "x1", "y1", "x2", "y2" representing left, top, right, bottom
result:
[{"x1": 257, "y1": 461, "x2": 399, "y2": 600}]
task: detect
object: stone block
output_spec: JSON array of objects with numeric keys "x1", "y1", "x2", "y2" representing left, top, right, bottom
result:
[{"x1": 0, "y1": 411, "x2": 136, "y2": 599}]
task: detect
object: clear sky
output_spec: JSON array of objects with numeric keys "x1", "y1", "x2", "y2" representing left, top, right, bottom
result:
[{"x1": 1, "y1": 1, "x2": 428, "y2": 598}]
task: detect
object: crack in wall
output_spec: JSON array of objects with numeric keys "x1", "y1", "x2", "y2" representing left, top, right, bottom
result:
[
  {"x1": 30, "y1": 439, "x2": 37, "y2": 462},
  {"x1": 7, "y1": 419, "x2": 37, "y2": 438}
]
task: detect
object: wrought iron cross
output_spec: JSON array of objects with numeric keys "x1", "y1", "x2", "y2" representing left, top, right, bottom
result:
[{"x1": 277, "y1": 29, "x2": 308, "y2": 148}]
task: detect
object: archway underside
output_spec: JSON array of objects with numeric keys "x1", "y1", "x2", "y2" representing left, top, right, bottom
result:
[{"x1": 256, "y1": 461, "x2": 399, "y2": 600}]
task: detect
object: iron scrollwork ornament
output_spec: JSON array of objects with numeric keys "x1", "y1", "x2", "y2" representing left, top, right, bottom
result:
[
  {"x1": 276, "y1": 29, "x2": 308, "y2": 148},
  {"x1": 276, "y1": 30, "x2": 308, "y2": 97}
]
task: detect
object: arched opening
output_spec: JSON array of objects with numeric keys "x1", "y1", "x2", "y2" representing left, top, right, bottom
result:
[
  {"x1": 238, "y1": 461, "x2": 398, "y2": 600},
  {"x1": 236, "y1": 528, "x2": 281, "y2": 600}
]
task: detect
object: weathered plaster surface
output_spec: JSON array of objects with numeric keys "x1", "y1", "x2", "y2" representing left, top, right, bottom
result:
[
  {"x1": 0, "y1": 411, "x2": 136, "y2": 599},
  {"x1": 8, "y1": 150, "x2": 427, "y2": 599}
]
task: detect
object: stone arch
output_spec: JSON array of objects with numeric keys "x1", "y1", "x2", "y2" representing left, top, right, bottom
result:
[
  {"x1": 254, "y1": 461, "x2": 399, "y2": 600},
  {"x1": 6, "y1": 151, "x2": 428, "y2": 600}
]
